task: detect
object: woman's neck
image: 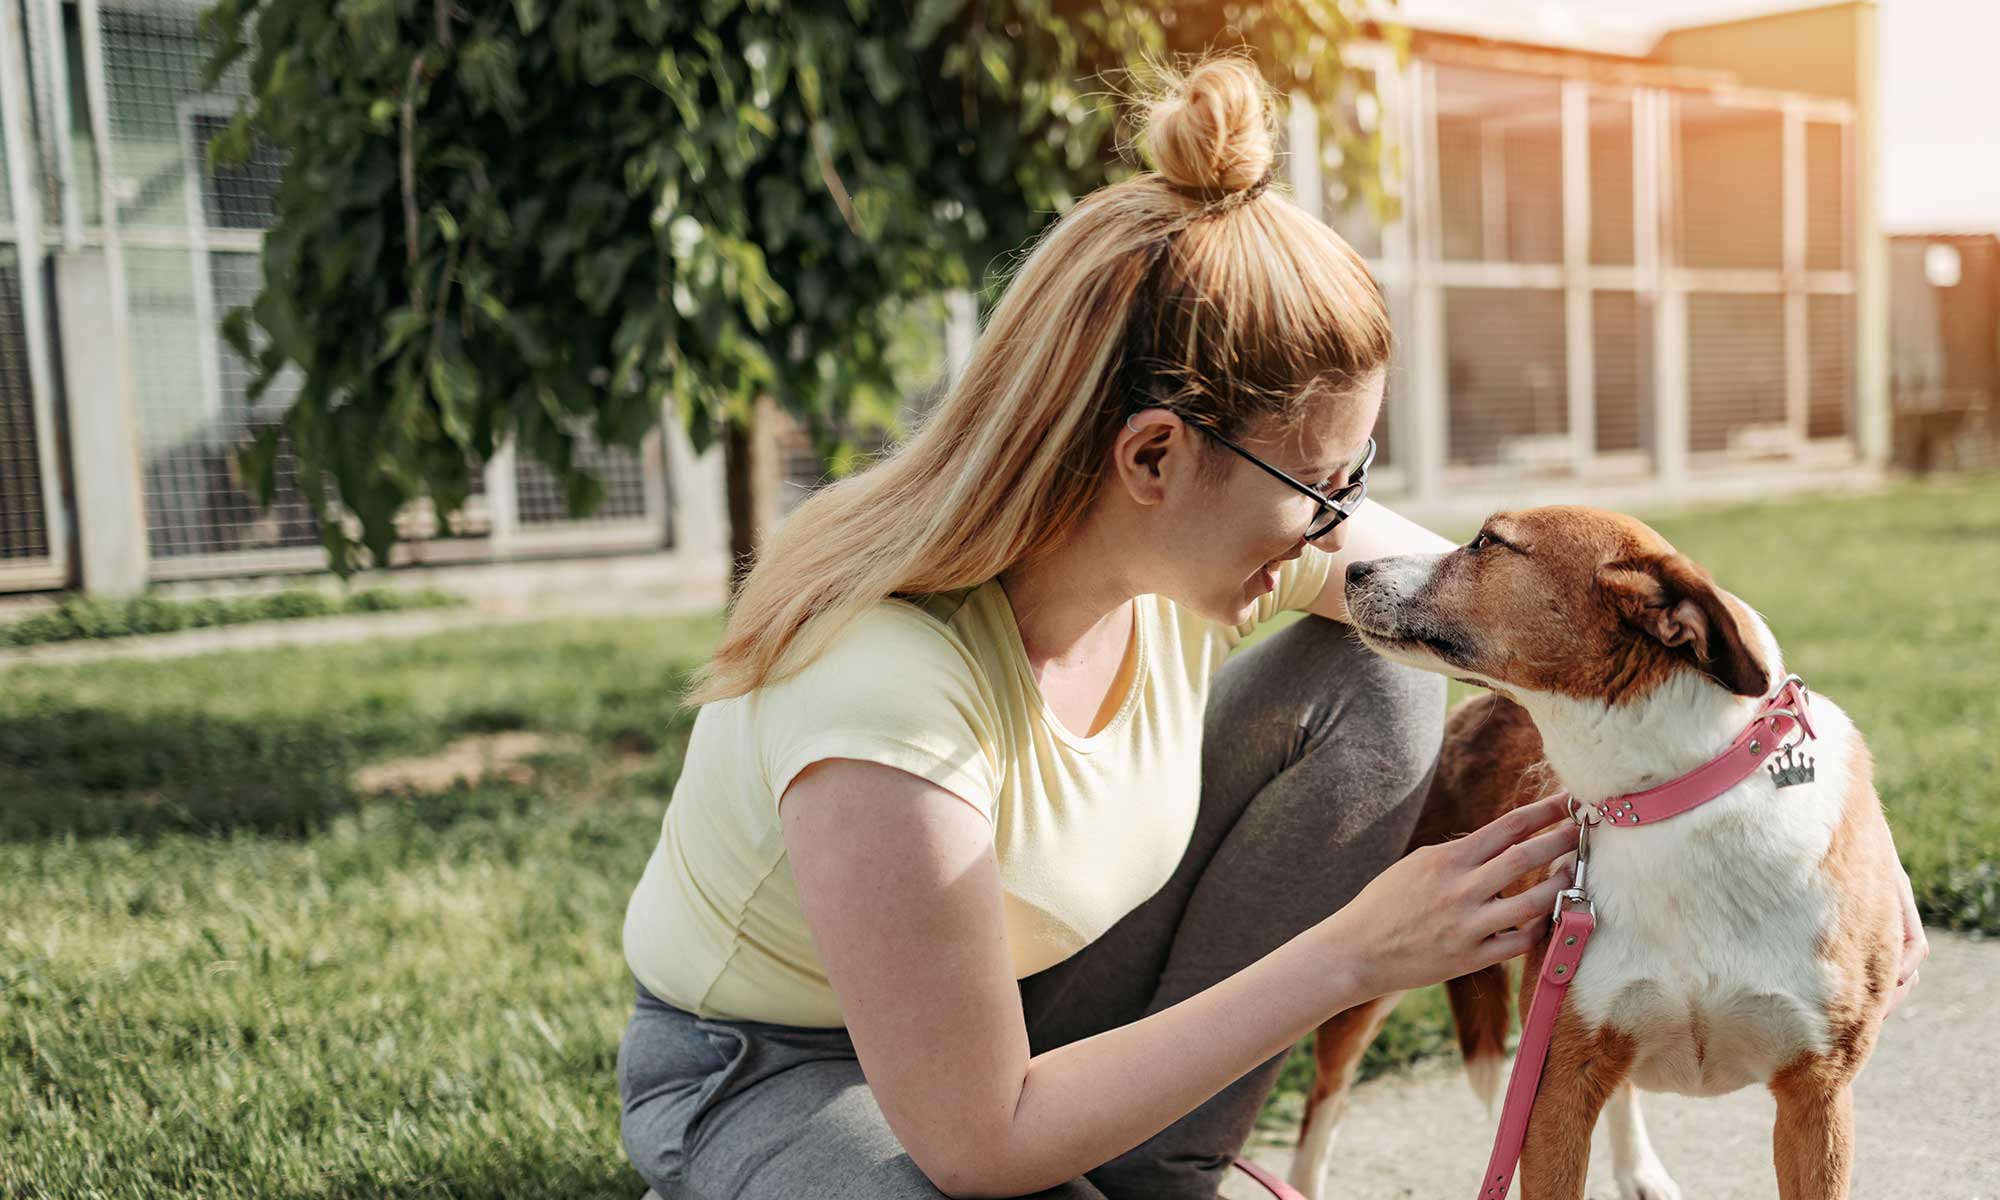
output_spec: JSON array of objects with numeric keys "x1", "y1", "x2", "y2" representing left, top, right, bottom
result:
[{"x1": 995, "y1": 525, "x2": 1137, "y2": 671}]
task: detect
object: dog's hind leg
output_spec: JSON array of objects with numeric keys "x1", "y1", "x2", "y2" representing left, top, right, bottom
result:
[
  {"x1": 1769, "y1": 1065, "x2": 1857, "y2": 1200},
  {"x1": 1286, "y1": 992, "x2": 1401, "y2": 1200},
  {"x1": 1605, "y1": 1082, "x2": 1681, "y2": 1200}
]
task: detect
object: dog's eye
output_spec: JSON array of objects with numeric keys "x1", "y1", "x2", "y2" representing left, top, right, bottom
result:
[{"x1": 1469, "y1": 532, "x2": 1492, "y2": 552}]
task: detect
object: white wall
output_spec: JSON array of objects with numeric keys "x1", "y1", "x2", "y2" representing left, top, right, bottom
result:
[{"x1": 1544, "y1": 0, "x2": 2000, "y2": 234}]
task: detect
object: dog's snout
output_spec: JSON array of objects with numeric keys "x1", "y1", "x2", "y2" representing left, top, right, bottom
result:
[{"x1": 1345, "y1": 559, "x2": 1377, "y2": 586}]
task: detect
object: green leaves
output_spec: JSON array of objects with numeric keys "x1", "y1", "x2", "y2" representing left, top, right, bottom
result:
[
  {"x1": 907, "y1": 0, "x2": 971, "y2": 48},
  {"x1": 428, "y1": 339, "x2": 480, "y2": 447},
  {"x1": 459, "y1": 38, "x2": 527, "y2": 127},
  {"x1": 206, "y1": 0, "x2": 1378, "y2": 574}
]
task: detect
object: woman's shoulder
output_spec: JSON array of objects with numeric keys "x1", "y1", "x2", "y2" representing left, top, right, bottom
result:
[
  {"x1": 756, "y1": 589, "x2": 995, "y2": 711},
  {"x1": 744, "y1": 589, "x2": 1007, "y2": 808},
  {"x1": 843, "y1": 589, "x2": 984, "y2": 667}
]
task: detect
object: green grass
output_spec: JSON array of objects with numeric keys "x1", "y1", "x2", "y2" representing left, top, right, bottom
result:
[
  {"x1": 0, "y1": 587, "x2": 465, "y2": 648},
  {"x1": 1646, "y1": 476, "x2": 2000, "y2": 931},
  {"x1": 3, "y1": 476, "x2": 1995, "y2": 1196},
  {"x1": 2, "y1": 615, "x2": 719, "y2": 1198}
]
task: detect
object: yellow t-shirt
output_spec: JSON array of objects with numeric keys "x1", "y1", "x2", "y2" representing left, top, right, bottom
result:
[{"x1": 621, "y1": 544, "x2": 1338, "y2": 1027}]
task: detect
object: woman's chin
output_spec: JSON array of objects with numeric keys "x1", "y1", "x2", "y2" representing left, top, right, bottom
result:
[
  {"x1": 1171, "y1": 575, "x2": 1271, "y2": 627},
  {"x1": 1214, "y1": 587, "x2": 1265, "y2": 627}
]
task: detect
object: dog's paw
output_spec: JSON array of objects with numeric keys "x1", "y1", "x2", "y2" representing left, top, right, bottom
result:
[{"x1": 1616, "y1": 1159, "x2": 1683, "y2": 1200}]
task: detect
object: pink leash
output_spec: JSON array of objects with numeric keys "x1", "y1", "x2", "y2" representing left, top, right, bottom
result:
[
  {"x1": 1233, "y1": 1155, "x2": 1309, "y2": 1199},
  {"x1": 1473, "y1": 676, "x2": 1815, "y2": 1199}
]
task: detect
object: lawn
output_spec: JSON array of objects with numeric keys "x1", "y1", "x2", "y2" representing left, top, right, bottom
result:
[{"x1": 4, "y1": 474, "x2": 1995, "y2": 1198}]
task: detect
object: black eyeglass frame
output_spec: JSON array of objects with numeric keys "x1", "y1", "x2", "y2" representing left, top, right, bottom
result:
[{"x1": 1196, "y1": 425, "x2": 1376, "y2": 541}]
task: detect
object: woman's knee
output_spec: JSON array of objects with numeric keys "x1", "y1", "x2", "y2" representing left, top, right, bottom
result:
[
  {"x1": 1212, "y1": 615, "x2": 1446, "y2": 779},
  {"x1": 1317, "y1": 623, "x2": 1448, "y2": 779}
]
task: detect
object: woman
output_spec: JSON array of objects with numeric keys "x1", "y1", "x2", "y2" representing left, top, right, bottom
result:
[{"x1": 614, "y1": 57, "x2": 1921, "y2": 1200}]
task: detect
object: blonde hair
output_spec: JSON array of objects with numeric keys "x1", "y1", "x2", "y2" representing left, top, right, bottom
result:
[{"x1": 684, "y1": 56, "x2": 1391, "y2": 705}]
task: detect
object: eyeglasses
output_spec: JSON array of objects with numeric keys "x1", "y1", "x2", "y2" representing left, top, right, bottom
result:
[{"x1": 1197, "y1": 427, "x2": 1376, "y2": 541}]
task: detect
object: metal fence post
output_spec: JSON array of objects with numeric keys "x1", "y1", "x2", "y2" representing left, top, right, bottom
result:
[
  {"x1": 484, "y1": 438, "x2": 519, "y2": 559},
  {"x1": 660, "y1": 399, "x2": 729, "y2": 571},
  {"x1": 1853, "y1": 4, "x2": 1890, "y2": 465},
  {"x1": 56, "y1": 249, "x2": 149, "y2": 595},
  {"x1": 1646, "y1": 89, "x2": 1689, "y2": 491},
  {"x1": 1783, "y1": 99, "x2": 1810, "y2": 447},
  {"x1": 1562, "y1": 78, "x2": 1596, "y2": 470},
  {"x1": 1405, "y1": 58, "x2": 1446, "y2": 503}
]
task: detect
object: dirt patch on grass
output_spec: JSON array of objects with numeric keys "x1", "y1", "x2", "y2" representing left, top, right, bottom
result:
[
  {"x1": 352, "y1": 732, "x2": 582, "y2": 794},
  {"x1": 352, "y1": 731, "x2": 659, "y2": 797}
]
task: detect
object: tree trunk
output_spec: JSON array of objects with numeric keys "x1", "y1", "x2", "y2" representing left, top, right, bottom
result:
[{"x1": 722, "y1": 393, "x2": 784, "y2": 604}]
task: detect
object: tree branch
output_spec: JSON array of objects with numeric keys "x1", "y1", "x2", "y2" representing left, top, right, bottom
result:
[{"x1": 401, "y1": 49, "x2": 427, "y2": 311}]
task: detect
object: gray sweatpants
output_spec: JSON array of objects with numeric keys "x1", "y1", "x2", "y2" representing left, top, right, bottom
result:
[{"x1": 617, "y1": 614, "x2": 1447, "y2": 1199}]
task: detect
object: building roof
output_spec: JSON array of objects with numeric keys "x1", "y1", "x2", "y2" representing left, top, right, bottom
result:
[
  {"x1": 1886, "y1": 226, "x2": 2000, "y2": 241},
  {"x1": 1370, "y1": 0, "x2": 1862, "y2": 60}
]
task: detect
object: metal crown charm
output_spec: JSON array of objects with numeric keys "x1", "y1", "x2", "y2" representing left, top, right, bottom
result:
[{"x1": 1767, "y1": 744, "x2": 1816, "y2": 788}]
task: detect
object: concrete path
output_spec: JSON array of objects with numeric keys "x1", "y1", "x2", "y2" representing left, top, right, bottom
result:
[
  {"x1": 1224, "y1": 930, "x2": 1997, "y2": 1199},
  {"x1": 0, "y1": 581, "x2": 723, "y2": 670}
]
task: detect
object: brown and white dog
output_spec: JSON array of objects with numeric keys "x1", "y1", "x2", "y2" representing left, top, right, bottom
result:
[{"x1": 1287, "y1": 506, "x2": 1904, "y2": 1200}]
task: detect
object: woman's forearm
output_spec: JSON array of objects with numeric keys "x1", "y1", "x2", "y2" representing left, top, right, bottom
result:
[
  {"x1": 957, "y1": 912, "x2": 1375, "y2": 1198},
  {"x1": 1336, "y1": 500, "x2": 1456, "y2": 569}
]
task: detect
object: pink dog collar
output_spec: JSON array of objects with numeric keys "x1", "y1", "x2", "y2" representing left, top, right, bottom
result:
[{"x1": 1584, "y1": 675, "x2": 1816, "y2": 826}]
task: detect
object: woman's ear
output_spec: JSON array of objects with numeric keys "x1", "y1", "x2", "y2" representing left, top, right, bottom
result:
[
  {"x1": 1113, "y1": 412, "x2": 1179, "y2": 504},
  {"x1": 1596, "y1": 554, "x2": 1769, "y2": 697}
]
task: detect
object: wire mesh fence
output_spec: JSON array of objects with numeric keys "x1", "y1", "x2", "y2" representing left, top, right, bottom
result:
[
  {"x1": 85, "y1": 0, "x2": 665, "y2": 582},
  {"x1": 0, "y1": 0, "x2": 61, "y2": 588},
  {"x1": 0, "y1": 4, "x2": 1875, "y2": 594},
  {"x1": 0, "y1": 244, "x2": 50, "y2": 562}
]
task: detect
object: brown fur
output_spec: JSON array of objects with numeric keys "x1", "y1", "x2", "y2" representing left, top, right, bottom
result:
[
  {"x1": 1346, "y1": 506, "x2": 1770, "y2": 705},
  {"x1": 1759, "y1": 735, "x2": 1901, "y2": 1199}
]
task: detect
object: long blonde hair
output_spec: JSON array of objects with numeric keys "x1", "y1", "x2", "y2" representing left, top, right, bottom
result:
[{"x1": 684, "y1": 56, "x2": 1391, "y2": 705}]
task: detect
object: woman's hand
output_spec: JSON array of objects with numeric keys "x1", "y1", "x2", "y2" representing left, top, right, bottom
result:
[
  {"x1": 1885, "y1": 860, "x2": 1929, "y2": 1018},
  {"x1": 1323, "y1": 795, "x2": 1579, "y2": 999}
]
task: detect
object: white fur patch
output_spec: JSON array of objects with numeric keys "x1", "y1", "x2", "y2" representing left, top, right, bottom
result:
[
  {"x1": 1288, "y1": 1094, "x2": 1345, "y2": 1200},
  {"x1": 1464, "y1": 1051, "x2": 1506, "y2": 1116}
]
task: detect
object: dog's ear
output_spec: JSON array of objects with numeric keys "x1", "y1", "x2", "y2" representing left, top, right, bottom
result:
[{"x1": 1596, "y1": 554, "x2": 1769, "y2": 696}]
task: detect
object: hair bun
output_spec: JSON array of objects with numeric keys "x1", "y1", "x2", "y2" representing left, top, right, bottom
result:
[{"x1": 1141, "y1": 57, "x2": 1275, "y2": 199}]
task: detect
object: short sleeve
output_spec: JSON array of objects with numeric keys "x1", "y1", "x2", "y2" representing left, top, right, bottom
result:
[
  {"x1": 753, "y1": 602, "x2": 1003, "y2": 826},
  {"x1": 1222, "y1": 542, "x2": 1337, "y2": 648}
]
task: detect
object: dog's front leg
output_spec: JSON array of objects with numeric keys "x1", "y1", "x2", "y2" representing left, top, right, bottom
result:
[
  {"x1": 1769, "y1": 1065, "x2": 1857, "y2": 1200},
  {"x1": 1518, "y1": 1010, "x2": 1635, "y2": 1200}
]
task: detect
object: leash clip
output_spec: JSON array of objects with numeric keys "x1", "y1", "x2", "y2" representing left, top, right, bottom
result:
[
  {"x1": 1551, "y1": 801, "x2": 1595, "y2": 925},
  {"x1": 1551, "y1": 885, "x2": 1595, "y2": 926}
]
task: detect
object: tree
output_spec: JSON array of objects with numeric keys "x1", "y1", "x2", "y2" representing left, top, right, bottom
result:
[{"x1": 203, "y1": 0, "x2": 1386, "y2": 580}]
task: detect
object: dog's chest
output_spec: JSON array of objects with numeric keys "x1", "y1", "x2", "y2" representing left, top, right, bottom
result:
[{"x1": 1562, "y1": 747, "x2": 1852, "y2": 1097}]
